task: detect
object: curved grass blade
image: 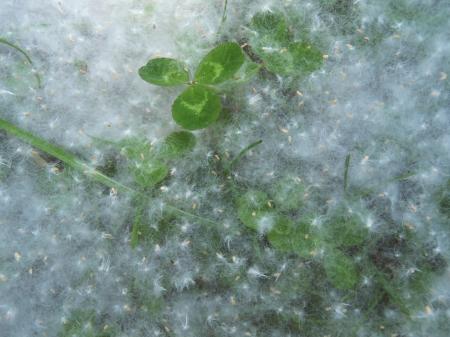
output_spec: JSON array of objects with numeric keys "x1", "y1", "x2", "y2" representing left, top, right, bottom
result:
[
  {"x1": 0, "y1": 38, "x2": 33, "y2": 64},
  {"x1": 225, "y1": 139, "x2": 262, "y2": 173},
  {"x1": 0, "y1": 37, "x2": 42, "y2": 88}
]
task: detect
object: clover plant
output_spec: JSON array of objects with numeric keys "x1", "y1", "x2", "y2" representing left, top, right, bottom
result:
[{"x1": 139, "y1": 42, "x2": 256, "y2": 130}]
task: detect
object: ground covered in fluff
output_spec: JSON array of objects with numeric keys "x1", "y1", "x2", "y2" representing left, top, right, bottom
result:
[{"x1": 1, "y1": 0, "x2": 449, "y2": 336}]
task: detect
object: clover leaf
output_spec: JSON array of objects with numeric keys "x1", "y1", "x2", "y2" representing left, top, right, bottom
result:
[
  {"x1": 195, "y1": 42, "x2": 245, "y2": 85},
  {"x1": 172, "y1": 85, "x2": 222, "y2": 130},
  {"x1": 138, "y1": 58, "x2": 189, "y2": 86}
]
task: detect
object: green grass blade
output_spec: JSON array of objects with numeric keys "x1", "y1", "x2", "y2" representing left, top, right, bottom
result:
[
  {"x1": 0, "y1": 37, "x2": 42, "y2": 88},
  {"x1": 221, "y1": 0, "x2": 228, "y2": 25},
  {"x1": 225, "y1": 139, "x2": 262, "y2": 173},
  {"x1": 217, "y1": 0, "x2": 229, "y2": 36},
  {"x1": 0, "y1": 38, "x2": 33, "y2": 64},
  {"x1": 344, "y1": 153, "x2": 351, "y2": 192},
  {"x1": 0, "y1": 118, "x2": 134, "y2": 192}
]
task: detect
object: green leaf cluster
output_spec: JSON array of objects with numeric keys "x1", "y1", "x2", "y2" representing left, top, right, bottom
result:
[
  {"x1": 236, "y1": 179, "x2": 320, "y2": 259},
  {"x1": 139, "y1": 42, "x2": 258, "y2": 130},
  {"x1": 249, "y1": 11, "x2": 323, "y2": 76},
  {"x1": 236, "y1": 184, "x2": 365, "y2": 289}
]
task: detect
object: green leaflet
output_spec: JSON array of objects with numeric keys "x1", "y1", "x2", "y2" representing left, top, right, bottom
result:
[
  {"x1": 272, "y1": 176, "x2": 305, "y2": 211},
  {"x1": 268, "y1": 219, "x2": 319, "y2": 258},
  {"x1": 236, "y1": 190, "x2": 277, "y2": 231},
  {"x1": 195, "y1": 42, "x2": 245, "y2": 84},
  {"x1": 288, "y1": 42, "x2": 324, "y2": 75},
  {"x1": 159, "y1": 130, "x2": 196, "y2": 159},
  {"x1": 138, "y1": 57, "x2": 189, "y2": 86},
  {"x1": 250, "y1": 11, "x2": 290, "y2": 44},
  {"x1": 324, "y1": 212, "x2": 368, "y2": 248},
  {"x1": 172, "y1": 84, "x2": 222, "y2": 130},
  {"x1": 324, "y1": 249, "x2": 360, "y2": 290}
]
